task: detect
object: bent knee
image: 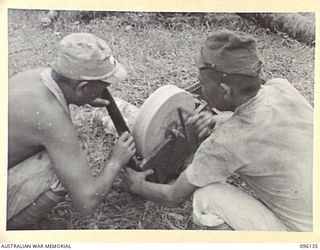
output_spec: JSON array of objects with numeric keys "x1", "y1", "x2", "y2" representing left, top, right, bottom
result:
[{"x1": 194, "y1": 183, "x2": 229, "y2": 202}]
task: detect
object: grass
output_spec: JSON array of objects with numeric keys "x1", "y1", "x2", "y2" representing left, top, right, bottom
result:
[{"x1": 8, "y1": 9, "x2": 315, "y2": 230}]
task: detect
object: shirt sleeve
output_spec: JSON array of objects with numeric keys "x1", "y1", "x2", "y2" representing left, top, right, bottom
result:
[
  {"x1": 186, "y1": 135, "x2": 236, "y2": 187},
  {"x1": 265, "y1": 78, "x2": 292, "y2": 88},
  {"x1": 265, "y1": 78, "x2": 312, "y2": 109}
]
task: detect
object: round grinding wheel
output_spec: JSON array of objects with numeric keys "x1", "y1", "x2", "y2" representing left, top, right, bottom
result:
[{"x1": 132, "y1": 85, "x2": 195, "y2": 158}]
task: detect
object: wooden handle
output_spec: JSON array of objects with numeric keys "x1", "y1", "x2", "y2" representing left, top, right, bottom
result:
[{"x1": 101, "y1": 88, "x2": 141, "y2": 171}]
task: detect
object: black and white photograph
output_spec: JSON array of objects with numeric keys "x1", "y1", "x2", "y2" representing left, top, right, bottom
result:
[{"x1": 6, "y1": 7, "x2": 316, "y2": 235}]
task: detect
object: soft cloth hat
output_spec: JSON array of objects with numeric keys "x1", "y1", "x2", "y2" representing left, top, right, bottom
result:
[
  {"x1": 195, "y1": 30, "x2": 263, "y2": 77},
  {"x1": 52, "y1": 33, "x2": 127, "y2": 84}
]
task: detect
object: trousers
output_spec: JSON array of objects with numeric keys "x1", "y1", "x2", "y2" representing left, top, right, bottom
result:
[
  {"x1": 7, "y1": 151, "x2": 66, "y2": 229},
  {"x1": 192, "y1": 183, "x2": 288, "y2": 231}
]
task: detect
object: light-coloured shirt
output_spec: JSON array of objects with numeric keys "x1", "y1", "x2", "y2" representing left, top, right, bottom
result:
[{"x1": 186, "y1": 78, "x2": 313, "y2": 231}]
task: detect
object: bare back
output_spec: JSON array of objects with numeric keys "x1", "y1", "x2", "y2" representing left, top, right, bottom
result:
[{"x1": 8, "y1": 68, "x2": 74, "y2": 168}]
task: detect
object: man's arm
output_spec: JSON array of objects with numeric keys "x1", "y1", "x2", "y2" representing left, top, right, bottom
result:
[
  {"x1": 39, "y1": 106, "x2": 135, "y2": 214},
  {"x1": 124, "y1": 169, "x2": 197, "y2": 208}
]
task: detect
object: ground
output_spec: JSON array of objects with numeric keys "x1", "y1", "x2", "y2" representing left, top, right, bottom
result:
[{"x1": 8, "y1": 10, "x2": 315, "y2": 230}]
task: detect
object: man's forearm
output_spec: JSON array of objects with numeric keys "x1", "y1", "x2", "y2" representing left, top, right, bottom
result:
[
  {"x1": 80, "y1": 161, "x2": 120, "y2": 214},
  {"x1": 132, "y1": 180, "x2": 180, "y2": 207},
  {"x1": 125, "y1": 169, "x2": 196, "y2": 209},
  {"x1": 98, "y1": 161, "x2": 121, "y2": 196}
]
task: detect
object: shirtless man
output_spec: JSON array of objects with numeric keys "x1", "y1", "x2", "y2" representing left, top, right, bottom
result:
[{"x1": 8, "y1": 33, "x2": 136, "y2": 229}]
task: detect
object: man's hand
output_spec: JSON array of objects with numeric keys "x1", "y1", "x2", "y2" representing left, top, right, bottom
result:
[
  {"x1": 123, "y1": 168, "x2": 154, "y2": 194},
  {"x1": 186, "y1": 111, "x2": 216, "y2": 141},
  {"x1": 186, "y1": 111, "x2": 233, "y2": 142},
  {"x1": 108, "y1": 132, "x2": 136, "y2": 167}
]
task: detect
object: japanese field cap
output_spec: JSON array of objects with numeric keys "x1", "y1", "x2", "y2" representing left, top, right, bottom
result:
[
  {"x1": 52, "y1": 33, "x2": 127, "y2": 84},
  {"x1": 195, "y1": 30, "x2": 264, "y2": 77}
]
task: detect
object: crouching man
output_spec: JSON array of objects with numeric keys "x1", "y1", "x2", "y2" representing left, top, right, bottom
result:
[
  {"x1": 123, "y1": 30, "x2": 313, "y2": 231},
  {"x1": 8, "y1": 33, "x2": 136, "y2": 229}
]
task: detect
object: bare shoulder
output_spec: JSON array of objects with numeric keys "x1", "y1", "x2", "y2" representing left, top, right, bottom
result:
[{"x1": 9, "y1": 68, "x2": 74, "y2": 145}]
